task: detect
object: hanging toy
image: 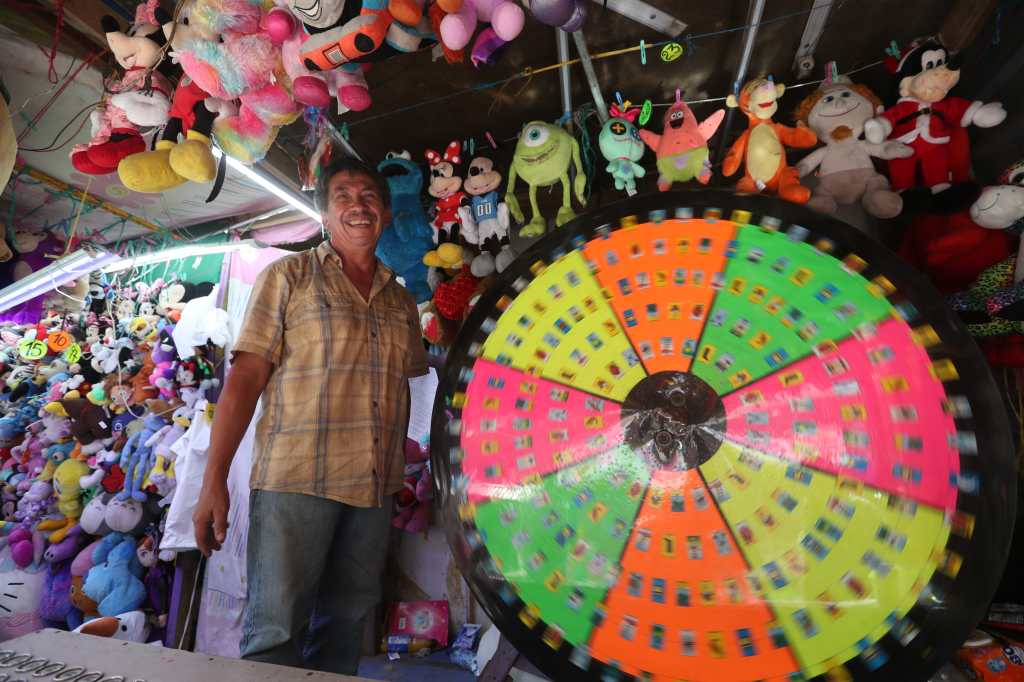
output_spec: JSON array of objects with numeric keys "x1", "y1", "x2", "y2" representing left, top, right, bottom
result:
[
  {"x1": 865, "y1": 37, "x2": 1006, "y2": 194},
  {"x1": 439, "y1": 0, "x2": 526, "y2": 67},
  {"x1": 458, "y1": 152, "x2": 513, "y2": 276},
  {"x1": 794, "y1": 68, "x2": 913, "y2": 219},
  {"x1": 70, "y1": 0, "x2": 176, "y2": 176},
  {"x1": 506, "y1": 121, "x2": 586, "y2": 237},
  {"x1": 116, "y1": 5, "x2": 232, "y2": 193},
  {"x1": 422, "y1": 141, "x2": 468, "y2": 271},
  {"x1": 598, "y1": 101, "x2": 646, "y2": 196},
  {"x1": 375, "y1": 151, "x2": 435, "y2": 303},
  {"x1": 639, "y1": 89, "x2": 725, "y2": 191},
  {"x1": 723, "y1": 77, "x2": 818, "y2": 204}
]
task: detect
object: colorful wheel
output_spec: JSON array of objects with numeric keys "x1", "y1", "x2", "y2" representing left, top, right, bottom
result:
[{"x1": 432, "y1": 191, "x2": 1015, "y2": 682}]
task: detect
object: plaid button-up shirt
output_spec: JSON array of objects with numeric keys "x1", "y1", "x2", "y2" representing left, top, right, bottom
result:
[{"x1": 234, "y1": 241, "x2": 429, "y2": 507}]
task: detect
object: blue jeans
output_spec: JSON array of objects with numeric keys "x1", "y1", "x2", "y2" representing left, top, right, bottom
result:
[{"x1": 240, "y1": 490, "x2": 392, "y2": 674}]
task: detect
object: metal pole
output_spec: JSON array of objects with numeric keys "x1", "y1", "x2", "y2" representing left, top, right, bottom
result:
[
  {"x1": 571, "y1": 30, "x2": 609, "y2": 123},
  {"x1": 713, "y1": 0, "x2": 767, "y2": 167},
  {"x1": 557, "y1": 30, "x2": 573, "y2": 129}
]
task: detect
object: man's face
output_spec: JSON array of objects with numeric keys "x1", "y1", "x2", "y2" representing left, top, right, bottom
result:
[{"x1": 323, "y1": 171, "x2": 390, "y2": 250}]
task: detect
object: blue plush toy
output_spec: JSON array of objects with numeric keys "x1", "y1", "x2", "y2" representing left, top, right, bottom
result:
[
  {"x1": 82, "y1": 536, "x2": 145, "y2": 617},
  {"x1": 375, "y1": 151, "x2": 435, "y2": 304},
  {"x1": 118, "y1": 415, "x2": 166, "y2": 502}
]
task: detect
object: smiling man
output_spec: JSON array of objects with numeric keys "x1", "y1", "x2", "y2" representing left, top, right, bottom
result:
[{"x1": 191, "y1": 157, "x2": 428, "y2": 674}]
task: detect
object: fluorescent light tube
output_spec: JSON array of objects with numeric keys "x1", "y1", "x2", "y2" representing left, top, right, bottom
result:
[
  {"x1": 102, "y1": 240, "x2": 259, "y2": 274},
  {"x1": 217, "y1": 150, "x2": 322, "y2": 222},
  {"x1": 0, "y1": 249, "x2": 121, "y2": 313}
]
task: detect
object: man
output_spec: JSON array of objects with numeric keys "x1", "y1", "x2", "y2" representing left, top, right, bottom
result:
[{"x1": 191, "y1": 157, "x2": 429, "y2": 674}]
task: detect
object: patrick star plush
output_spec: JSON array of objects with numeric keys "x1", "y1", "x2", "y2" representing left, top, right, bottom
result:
[{"x1": 640, "y1": 90, "x2": 725, "y2": 190}]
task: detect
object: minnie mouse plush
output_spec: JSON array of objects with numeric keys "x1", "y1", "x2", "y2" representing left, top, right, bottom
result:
[
  {"x1": 422, "y1": 141, "x2": 468, "y2": 270},
  {"x1": 70, "y1": 0, "x2": 176, "y2": 176}
]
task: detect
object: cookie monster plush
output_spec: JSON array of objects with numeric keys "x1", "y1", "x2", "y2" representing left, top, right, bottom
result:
[{"x1": 375, "y1": 151, "x2": 435, "y2": 303}]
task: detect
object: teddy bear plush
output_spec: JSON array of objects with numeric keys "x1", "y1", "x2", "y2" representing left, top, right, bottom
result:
[
  {"x1": 795, "y1": 73, "x2": 913, "y2": 219},
  {"x1": 70, "y1": 0, "x2": 176, "y2": 176}
]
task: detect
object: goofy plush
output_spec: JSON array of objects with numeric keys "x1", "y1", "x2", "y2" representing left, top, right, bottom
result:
[{"x1": 865, "y1": 37, "x2": 1006, "y2": 193}]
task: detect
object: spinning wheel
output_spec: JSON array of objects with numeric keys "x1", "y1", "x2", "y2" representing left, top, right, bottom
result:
[{"x1": 432, "y1": 191, "x2": 1015, "y2": 682}]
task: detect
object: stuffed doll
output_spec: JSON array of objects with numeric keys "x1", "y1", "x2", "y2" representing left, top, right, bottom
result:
[
  {"x1": 268, "y1": 4, "x2": 372, "y2": 114},
  {"x1": 899, "y1": 187, "x2": 1015, "y2": 294},
  {"x1": 70, "y1": 2, "x2": 175, "y2": 176},
  {"x1": 145, "y1": 405, "x2": 189, "y2": 501},
  {"x1": 724, "y1": 77, "x2": 818, "y2": 203},
  {"x1": 640, "y1": 92, "x2": 724, "y2": 190},
  {"x1": 118, "y1": 414, "x2": 167, "y2": 502},
  {"x1": 422, "y1": 140, "x2": 468, "y2": 269},
  {"x1": 73, "y1": 610, "x2": 150, "y2": 641},
  {"x1": 166, "y1": 0, "x2": 300, "y2": 166},
  {"x1": 117, "y1": 4, "x2": 235, "y2": 193},
  {"x1": 376, "y1": 151, "x2": 435, "y2": 303},
  {"x1": 599, "y1": 102, "x2": 646, "y2": 196},
  {"x1": 970, "y1": 160, "x2": 1024, "y2": 280},
  {"x1": 440, "y1": 0, "x2": 525, "y2": 64},
  {"x1": 420, "y1": 247, "x2": 488, "y2": 345},
  {"x1": 865, "y1": 37, "x2": 1006, "y2": 194},
  {"x1": 506, "y1": 121, "x2": 586, "y2": 237},
  {"x1": 286, "y1": 0, "x2": 423, "y2": 72},
  {"x1": 795, "y1": 72, "x2": 913, "y2": 218},
  {"x1": 0, "y1": 232, "x2": 65, "y2": 325},
  {"x1": 393, "y1": 438, "x2": 431, "y2": 532},
  {"x1": 458, "y1": 152, "x2": 513, "y2": 276},
  {"x1": 36, "y1": 458, "x2": 91, "y2": 543},
  {"x1": 82, "y1": 536, "x2": 146, "y2": 617},
  {"x1": 59, "y1": 394, "x2": 112, "y2": 447}
]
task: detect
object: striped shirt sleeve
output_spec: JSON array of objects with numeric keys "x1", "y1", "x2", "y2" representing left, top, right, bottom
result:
[{"x1": 233, "y1": 262, "x2": 290, "y2": 365}]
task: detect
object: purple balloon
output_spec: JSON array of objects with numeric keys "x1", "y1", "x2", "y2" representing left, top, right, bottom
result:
[
  {"x1": 529, "y1": 0, "x2": 575, "y2": 27},
  {"x1": 560, "y1": 0, "x2": 588, "y2": 32}
]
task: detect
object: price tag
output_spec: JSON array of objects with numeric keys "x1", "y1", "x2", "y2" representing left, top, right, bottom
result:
[
  {"x1": 638, "y1": 99, "x2": 653, "y2": 126},
  {"x1": 47, "y1": 331, "x2": 71, "y2": 353},
  {"x1": 64, "y1": 343, "x2": 82, "y2": 364},
  {"x1": 660, "y1": 42, "x2": 683, "y2": 62},
  {"x1": 18, "y1": 339, "x2": 47, "y2": 360}
]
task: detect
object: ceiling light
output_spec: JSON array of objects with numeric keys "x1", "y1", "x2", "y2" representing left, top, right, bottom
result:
[
  {"x1": 0, "y1": 249, "x2": 121, "y2": 313},
  {"x1": 102, "y1": 239, "x2": 260, "y2": 274},
  {"x1": 216, "y1": 149, "x2": 322, "y2": 222}
]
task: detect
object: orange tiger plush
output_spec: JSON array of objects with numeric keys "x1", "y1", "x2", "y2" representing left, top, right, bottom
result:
[{"x1": 724, "y1": 77, "x2": 818, "y2": 204}]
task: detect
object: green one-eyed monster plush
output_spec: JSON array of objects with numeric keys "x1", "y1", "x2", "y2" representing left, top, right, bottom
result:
[{"x1": 505, "y1": 121, "x2": 586, "y2": 237}]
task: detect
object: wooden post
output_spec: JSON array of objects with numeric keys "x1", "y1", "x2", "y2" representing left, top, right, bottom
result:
[{"x1": 939, "y1": 0, "x2": 999, "y2": 52}]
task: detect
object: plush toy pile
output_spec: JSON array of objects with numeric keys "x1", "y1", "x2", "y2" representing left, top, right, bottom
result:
[{"x1": 0, "y1": 274, "x2": 224, "y2": 643}]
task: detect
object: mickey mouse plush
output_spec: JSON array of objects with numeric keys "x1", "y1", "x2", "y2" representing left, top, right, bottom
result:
[
  {"x1": 458, "y1": 153, "x2": 513, "y2": 276},
  {"x1": 865, "y1": 37, "x2": 1006, "y2": 193}
]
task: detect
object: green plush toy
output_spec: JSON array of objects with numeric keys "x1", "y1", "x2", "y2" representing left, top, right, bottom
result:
[{"x1": 505, "y1": 121, "x2": 586, "y2": 237}]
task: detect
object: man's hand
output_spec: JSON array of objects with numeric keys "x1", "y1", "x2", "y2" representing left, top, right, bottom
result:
[{"x1": 193, "y1": 479, "x2": 230, "y2": 557}]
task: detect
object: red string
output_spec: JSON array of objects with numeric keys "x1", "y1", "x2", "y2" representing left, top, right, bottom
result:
[
  {"x1": 47, "y1": 0, "x2": 65, "y2": 85},
  {"x1": 18, "y1": 49, "x2": 106, "y2": 144}
]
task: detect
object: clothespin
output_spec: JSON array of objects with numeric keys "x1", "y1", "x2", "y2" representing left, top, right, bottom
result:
[
  {"x1": 823, "y1": 60, "x2": 837, "y2": 84},
  {"x1": 767, "y1": 74, "x2": 774, "y2": 83},
  {"x1": 639, "y1": 40, "x2": 646, "y2": 65},
  {"x1": 485, "y1": 132, "x2": 497, "y2": 149},
  {"x1": 675, "y1": 88, "x2": 682, "y2": 103},
  {"x1": 885, "y1": 40, "x2": 901, "y2": 58},
  {"x1": 614, "y1": 91, "x2": 624, "y2": 106}
]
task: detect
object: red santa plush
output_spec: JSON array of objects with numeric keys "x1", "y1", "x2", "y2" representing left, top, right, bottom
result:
[{"x1": 864, "y1": 37, "x2": 1006, "y2": 194}]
